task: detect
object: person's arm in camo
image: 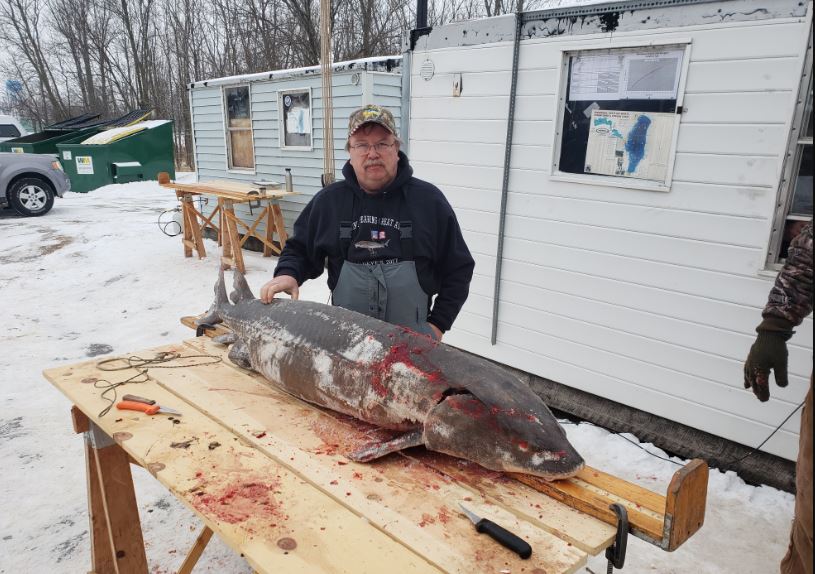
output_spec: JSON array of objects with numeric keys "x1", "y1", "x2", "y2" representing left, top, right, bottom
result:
[{"x1": 744, "y1": 221, "x2": 813, "y2": 401}]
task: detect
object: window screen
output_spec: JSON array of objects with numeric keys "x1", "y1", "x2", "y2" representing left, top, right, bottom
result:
[
  {"x1": 225, "y1": 86, "x2": 254, "y2": 170},
  {"x1": 556, "y1": 46, "x2": 685, "y2": 185},
  {"x1": 280, "y1": 90, "x2": 312, "y2": 148}
]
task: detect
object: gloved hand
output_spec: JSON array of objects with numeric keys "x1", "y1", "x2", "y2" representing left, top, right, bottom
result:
[{"x1": 743, "y1": 317, "x2": 795, "y2": 402}]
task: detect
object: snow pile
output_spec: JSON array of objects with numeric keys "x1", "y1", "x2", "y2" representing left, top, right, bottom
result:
[{"x1": 0, "y1": 178, "x2": 795, "y2": 572}]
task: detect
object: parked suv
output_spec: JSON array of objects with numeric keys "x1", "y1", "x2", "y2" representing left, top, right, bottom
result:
[{"x1": 0, "y1": 153, "x2": 71, "y2": 216}]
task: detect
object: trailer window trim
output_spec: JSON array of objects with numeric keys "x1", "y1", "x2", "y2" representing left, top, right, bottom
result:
[
  {"x1": 279, "y1": 87, "x2": 313, "y2": 151},
  {"x1": 766, "y1": 34, "x2": 813, "y2": 269},
  {"x1": 223, "y1": 84, "x2": 256, "y2": 173},
  {"x1": 550, "y1": 42, "x2": 691, "y2": 192}
]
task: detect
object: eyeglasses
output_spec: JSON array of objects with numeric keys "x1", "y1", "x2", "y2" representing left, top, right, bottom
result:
[{"x1": 350, "y1": 141, "x2": 397, "y2": 155}]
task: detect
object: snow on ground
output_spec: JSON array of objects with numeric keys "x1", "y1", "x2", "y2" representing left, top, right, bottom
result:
[{"x1": 0, "y1": 179, "x2": 796, "y2": 573}]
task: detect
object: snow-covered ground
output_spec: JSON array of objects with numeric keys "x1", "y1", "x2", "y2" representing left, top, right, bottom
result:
[{"x1": 0, "y1": 178, "x2": 796, "y2": 573}]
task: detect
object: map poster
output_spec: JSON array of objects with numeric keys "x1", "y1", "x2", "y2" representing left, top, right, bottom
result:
[{"x1": 584, "y1": 110, "x2": 676, "y2": 182}]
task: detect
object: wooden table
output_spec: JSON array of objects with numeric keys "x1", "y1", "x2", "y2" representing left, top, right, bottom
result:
[
  {"x1": 158, "y1": 173, "x2": 297, "y2": 273},
  {"x1": 43, "y1": 332, "x2": 707, "y2": 573}
]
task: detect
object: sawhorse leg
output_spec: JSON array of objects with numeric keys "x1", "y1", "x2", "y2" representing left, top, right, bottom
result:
[
  {"x1": 176, "y1": 191, "x2": 206, "y2": 259},
  {"x1": 221, "y1": 199, "x2": 246, "y2": 273},
  {"x1": 177, "y1": 526, "x2": 213, "y2": 574},
  {"x1": 72, "y1": 407, "x2": 148, "y2": 574}
]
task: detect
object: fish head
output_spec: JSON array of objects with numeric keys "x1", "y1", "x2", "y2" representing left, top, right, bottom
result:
[{"x1": 423, "y1": 393, "x2": 584, "y2": 480}]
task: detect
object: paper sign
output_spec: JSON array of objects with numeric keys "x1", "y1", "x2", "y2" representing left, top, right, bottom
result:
[
  {"x1": 584, "y1": 110, "x2": 676, "y2": 181},
  {"x1": 63, "y1": 150, "x2": 72, "y2": 160},
  {"x1": 11, "y1": 147, "x2": 23, "y2": 154},
  {"x1": 76, "y1": 156, "x2": 94, "y2": 175},
  {"x1": 571, "y1": 48, "x2": 684, "y2": 101}
]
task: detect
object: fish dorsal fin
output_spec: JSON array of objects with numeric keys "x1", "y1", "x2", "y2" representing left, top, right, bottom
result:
[
  {"x1": 198, "y1": 266, "x2": 229, "y2": 325},
  {"x1": 230, "y1": 269, "x2": 256, "y2": 304}
]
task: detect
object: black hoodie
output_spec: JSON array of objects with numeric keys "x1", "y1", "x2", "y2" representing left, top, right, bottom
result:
[{"x1": 274, "y1": 152, "x2": 475, "y2": 332}]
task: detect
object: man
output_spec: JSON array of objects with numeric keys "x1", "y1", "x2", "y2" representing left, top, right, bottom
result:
[
  {"x1": 259, "y1": 104, "x2": 474, "y2": 340},
  {"x1": 744, "y1": 221, "x2": 813, "y2": 574}
]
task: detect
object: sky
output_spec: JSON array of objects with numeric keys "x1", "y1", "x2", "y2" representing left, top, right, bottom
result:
[{"x1": 0, "y1": 177, "x2": 798, "y2": 573}]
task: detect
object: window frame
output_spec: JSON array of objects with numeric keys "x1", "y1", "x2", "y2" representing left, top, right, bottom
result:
[
  {"x1": 550, "y1": 39, "x2": 692, "y2": 193},
  {"x1": 278, "y1": 87, "x2": 314, "y2": 151},
  {"x1": 222, "y1": 83, "x2": 256, "y2": 174},
  {"x1": 766, "y1": 32, "x2": 813, "y2": 269}
]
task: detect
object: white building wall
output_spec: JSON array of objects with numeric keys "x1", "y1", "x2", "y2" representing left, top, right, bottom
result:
[{"x1": 409, "y1": 7, "x2": 813, "y2": 460}]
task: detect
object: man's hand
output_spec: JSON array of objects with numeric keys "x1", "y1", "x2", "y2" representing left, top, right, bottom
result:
[
  {"x1": 744, "y1": 331, "x2": 792, "y2": 402},
  {"x1": 428, "y1": 323, "x2": 443, "y2": 341},
  {"x1": 260, "y1": 275, "x2": 299, "y2": 303}
]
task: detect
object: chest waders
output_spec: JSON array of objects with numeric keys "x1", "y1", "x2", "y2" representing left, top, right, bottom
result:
[{"x1": 331, "y1": 189, "x2": 435, "y2": 338}]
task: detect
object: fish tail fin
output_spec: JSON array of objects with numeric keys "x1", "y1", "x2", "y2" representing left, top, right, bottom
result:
[
  {"x1": 197, "y1": 266, "x2": 230, "y2": 326},
  {"x1": 230, "y1": 268, "x2": 256, "y2": 304}
]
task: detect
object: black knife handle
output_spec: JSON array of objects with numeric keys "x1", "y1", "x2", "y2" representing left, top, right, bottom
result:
[{"x1": 476, "y1": 519, "x2": 532, "y2": 559}]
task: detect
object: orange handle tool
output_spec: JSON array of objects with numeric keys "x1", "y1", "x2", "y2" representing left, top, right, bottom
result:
[{"x1": 117, "y1": 400, "x2": 160, "y2": 415}]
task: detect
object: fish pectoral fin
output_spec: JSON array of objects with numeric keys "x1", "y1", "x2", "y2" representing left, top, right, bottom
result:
[
  {"x1": 347, "y1": 429, "x2": 424, "y2": 463},
  {"x1": 227, "y1": 340, "x2": 252, "y2": 370},
  {"x1": 212, "y1": 333, "x2": 238, "y2": 345}
]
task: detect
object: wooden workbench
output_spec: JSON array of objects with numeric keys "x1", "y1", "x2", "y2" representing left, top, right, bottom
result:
[
  {"x1": 44, "y1": 333, "x2": 707, "y2": 573},
  {"x1": 158, "y1": 173, "x2": 297, "y2": 273}
]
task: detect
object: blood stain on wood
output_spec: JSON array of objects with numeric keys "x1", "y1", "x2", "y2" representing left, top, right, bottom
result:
[
  {"x1": 190, "y1": 477, "x2": 283, "y2": 524},
  {"x1": 276, "y1": 537, "x2": 297, "y2": 551},
  {"x1": 113, "y1": 432, "x2": 132, "y2": 442}
]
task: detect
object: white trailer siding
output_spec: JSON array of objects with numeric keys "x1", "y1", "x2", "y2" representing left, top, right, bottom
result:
[
  {"x1": 190, "y1": 60, "x2": 401, "y2": 231},
  {"x1": 409, "y1": 3, "x2": 812, "y2": 460}
]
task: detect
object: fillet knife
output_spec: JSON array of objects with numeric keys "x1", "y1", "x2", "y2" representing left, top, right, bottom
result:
[{"x1": 459, "y1": 503, "x2": 532, "y2": 559}]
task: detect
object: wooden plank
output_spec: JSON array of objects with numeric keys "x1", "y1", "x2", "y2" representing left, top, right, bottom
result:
[
  {"x1": 221, "y1": 203, "x2": 245, "y2": 274},
  {"x1": 405, "y1": 451, "x2": 615, "y2": 554},
  {"x1": 264, "y1": 206, "x2": 275, "y2": 257},
  {"x1": 271, "y1": 204, "x2": 288, "y2": 247},
  {"x1": 44, "y1": 359, "x2": 442, "y2": 574},
  {"x1": 85, "y1": 441, "x2": 116, "y2": 574},
  {"x1": 664, "y1": 459, "x2": 709, "y2": 551},
  {"x1": 177, "y1": 526, "x2": 214, "y2": 574},
  {"x1": 150, "y1": 338, "x2": 594, "y2": 573},
  {"x1": 180, "y1": 315, "x2": 232, "y2": 337},
  {"x1": 512, "y1": 473, "x2": 665, "y2": 546},
  {"x1": 72, "y1": 405, "x2": 90, "y2": 434},
  {"x1": 93, "y1": 442, "x2": 149, "y2": 573}
]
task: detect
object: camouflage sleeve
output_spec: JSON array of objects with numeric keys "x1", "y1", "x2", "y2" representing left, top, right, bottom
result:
[{"x1": 763, "y1": 221, "x2": 814, "y2": 326}]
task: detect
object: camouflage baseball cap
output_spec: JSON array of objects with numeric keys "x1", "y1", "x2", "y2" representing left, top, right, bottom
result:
[{"x1": 348, "y1": 104, "x2": 397, "y2": 137}]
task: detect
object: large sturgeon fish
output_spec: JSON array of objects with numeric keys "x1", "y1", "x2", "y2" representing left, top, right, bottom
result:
[{"x1": 200, "y1": 269, "x2": 584, "y2": 480}]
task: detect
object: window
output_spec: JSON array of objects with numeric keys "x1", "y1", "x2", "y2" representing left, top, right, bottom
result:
[
  {"x1": 553, "y1": 45, "x2": 688, "y2": 190},
  {"x1": 767, "y1": 41, "x2": 813, "y2": 267},
  {"x1": 0, "y1": 124, "x2": 21, "y2": 138},
  {"x1": 279, "y1": 88, "x2": 312, "y2": 149},
  {"x1": 224, "y1": 85, "x2": 255, "y2": 170}
]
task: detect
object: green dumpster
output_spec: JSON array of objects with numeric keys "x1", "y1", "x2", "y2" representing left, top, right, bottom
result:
[
  {"x1": 57, "y1": 120, "x2": 175, "y2": 193},
  {"x1": 0, "y1": 127, "x2": 101, "y2": 155}
]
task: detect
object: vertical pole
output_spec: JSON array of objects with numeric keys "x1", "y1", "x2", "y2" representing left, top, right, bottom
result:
[
  {"x1": 490, "y1": 12, "x2": 523, "y2": 345},
  {"x1": 320, "y1": 0, "x2": 336, "y2": 186}
]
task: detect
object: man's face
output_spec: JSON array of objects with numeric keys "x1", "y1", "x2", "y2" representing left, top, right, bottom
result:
[{"x1": 348, "y1": 124, "x2": 399, "y2": 194}]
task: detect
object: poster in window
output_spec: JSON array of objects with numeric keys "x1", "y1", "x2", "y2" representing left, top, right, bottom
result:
[
  {"x1": 584, "y1": 110, "x2": 675, "y2": 181},
  {"x1": 570, "y1": 49, "x2": 683, "y2": 101},
  {"x1": 282, "y1": 91, "x2": 311, "y2": 147}
]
